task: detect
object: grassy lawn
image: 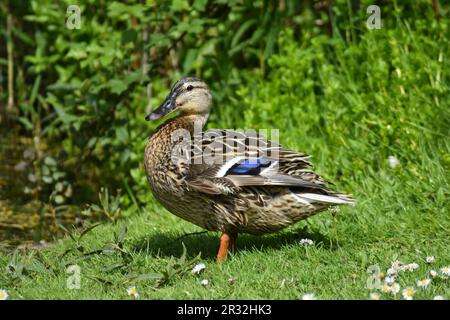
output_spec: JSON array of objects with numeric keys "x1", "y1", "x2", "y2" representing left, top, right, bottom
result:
[
  {"x1": 0, "y1": 2, "x2": 449, "y2": 300},
  {"x1": 0, "y1": 148, "x2": 448, "y2": 300}
]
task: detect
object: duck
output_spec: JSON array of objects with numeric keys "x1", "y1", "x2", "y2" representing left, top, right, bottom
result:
[{"x1": 144, "y1": 77, "x2": 355, "y2": 262}]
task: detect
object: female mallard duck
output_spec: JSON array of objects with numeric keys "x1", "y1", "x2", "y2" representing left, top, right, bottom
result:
[{"x1": 144, "y1": 77, "x2": 355, "y2": 262}]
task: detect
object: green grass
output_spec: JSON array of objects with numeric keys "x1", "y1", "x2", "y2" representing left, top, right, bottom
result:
[
  {"x1": 0, "y1": 141, "x2": 449, "y2": 300},
  {"x1": 1, "y1": 2, "x2": 449, "y2": 300},
  {"x1": 0, "y1": 170, "x2": 448, "y2": 300}
]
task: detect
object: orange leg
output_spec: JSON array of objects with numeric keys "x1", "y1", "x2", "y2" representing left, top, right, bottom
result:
[{"x1": 216, "y1": 232, "x2": 238, "y2": 263}]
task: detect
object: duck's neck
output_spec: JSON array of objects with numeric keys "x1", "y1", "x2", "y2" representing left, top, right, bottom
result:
[
  {"x1": 145, "y1": 113, "x2": 209, "y2": 175},
  {"x1": 159, "y1": 113, "x2": 209, "y2": 135},
  {"x1": 176, "y1": 112, "x2": 209, "y2": 132},
  {"x1": 146, "y1": 112, "x2": 208, "y2": 167},
  {"x1": 150, "y1": 113, "x2": 209, "y2": 147}
]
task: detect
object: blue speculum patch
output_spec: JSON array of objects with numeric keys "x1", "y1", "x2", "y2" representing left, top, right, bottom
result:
[{"x1": 228, "y1": 159, "x2": 271, "y2": 175}]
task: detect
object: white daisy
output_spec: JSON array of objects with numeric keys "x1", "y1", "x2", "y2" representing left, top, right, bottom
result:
[
  {"x1": 0, "y1": 289, "x2": 8, "y2": 300},
  {"x1": 369, "y1": 292, "x2": 381, "y2": 300},
  {"x1": 405, "y1": 262, "x2": 419, "y2": 272},
  {"x1": 381, "y1": 283, "x2": 391, "y2": 293},
  {"x1": 192, "y1": 263, "x2": 206, "y2": 274},
  {"x1": 391, "y1": 260, "x2": 404, "y2": 272},
  {"x1": 399, "y1": 264, "x2": 409, "y2": 272},
  {"x1": 299, "y1": 238, "x2": 314, "y2": 246},
  {"x1": 417, "y1": 278, "x2": 431, "y2": 289},
  {"x1": 302, "y1": 293, "x2": 316, "y2": 300},
  {"x1": 433, "y1": 295, "x2": 445, "y2": 300},
  {"x1": 126, "y1": 286, "x2": 139, "y2": 298},
  {"x1": 388, "y1": 156, "x2": 399, "y2": 168},
  {"x1": 440, "y1": 266, "x2": 450, "y2": 277},
  {"x1": 390, "y1": 283, "x2": 400, "y2": 296},
  {"x1": 430, "y1": 270, "x2": 438, "y2": 278},
  {"x1": 200, "y1": 279, "x2": 209, "y2": 286},
  {"x1": 387, "y1": 267, "x2": 397, "y2": 276},
  {"x1": 426, "y1": 256, "x2": 435, "y2": 263},
  {"x1": 384, "y1": 276, "x2": 395, "y2": 285},
  {"x1": 402, "y1": 287, "x2": 415, "y2": 300}
]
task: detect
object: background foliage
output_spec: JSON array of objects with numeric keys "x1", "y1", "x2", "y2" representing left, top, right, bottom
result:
[{"x1": 0, "y1": 0, "x2": 449, "y2": 240}]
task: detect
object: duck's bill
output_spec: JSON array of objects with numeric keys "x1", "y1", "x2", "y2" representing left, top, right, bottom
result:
[{"x1": 145, "y1": 95, "x2": 175, "y2": 121}]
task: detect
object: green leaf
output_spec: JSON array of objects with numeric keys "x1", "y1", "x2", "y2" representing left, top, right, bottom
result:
[
  {"x1": 148, "y1": 33, "x2": 171, "y2": 48},
  {"x1": 79, "y1": 223, "x2": 103, "y2": 240},
  {"x1": 193, "y1": 0, "x2": 208, "y2": 11},
  {"x1": 44, "y1": 156, "x2": 57, "y2": 166},
  {"x1": 106, "y1": 79, "x2": 128, "y2": 95},
  {"x1": 102, "y1": 243, "x2": 117, "y2": 254},
  {"x1": 115, "y1": 126, "x2": 129, "y2": 143},
  {"x1": 171, "y1": 0, "x2": 190, "y2": 11},
  {"x1": 231, "y1": 19, "x2": 256, "y2": 49},
  {"x1": 17, "y1": 117, "x2": 34, "y2": 130},
  {"x1": 42, "y1": 176, "x2": 53, "y2": 184},
  {"x1": 116, "y1": 224, "x2": 128, "y2": 244},
  {"x1": 29, "y1": 75, "x2": 42, "y2": 106},
  {"x1": 121, "y1": 29, "x2": 137, "y2": 45}
]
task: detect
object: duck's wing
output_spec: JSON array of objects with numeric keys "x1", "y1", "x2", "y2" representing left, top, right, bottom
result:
[{"x1": 184, "y1": 129, "x2": 334, "y2": 196}]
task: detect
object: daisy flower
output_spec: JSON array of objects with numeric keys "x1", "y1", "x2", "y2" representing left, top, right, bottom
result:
[
  {"x1": 381, "y1": 283, "x2": 391, "y2": 293},
  {"x1": 192, "y1": 263, "x2": 206, "y2": 274},
  {"x1": 387, "y1": 267, "x2": 397, "y2": 276},
  {"x1": 302, "y1": 293, "x2": 316, "y2": 300},
  {"x1": 299, "y1": 238, "x2": 313, "y2": 246},
  {"x1": 0, "y1": 289, "x2": 8, "y2": 300},
  {"x1": 126, "y1": 286, "x2": 139, "y2": 298},
  {"x1": 426, "y1": 256, "x2": 435, "y2": 263},
  {"x1": 200, "y1": 279, "x2": 209, "y2": 286},
  {"x1": 440, "y1": 266, "x2": 450, "y2": 277},
  {"x1": 430, "y1": 270, "x2": 438, "y2": 278},
  {"x1": 405, "y1": 262, "x2": 419, "y2": 272},
  {"x1": 402, "y1": 287, "x2": 415, "y2": 300},
  {"x1": 417, "y1": 278, "x2": 431, "y2": 289},
  {"x1": 388, "y1": 156, "x2": 399, "y2": 168},
  {"x1": 369, "y1": 292, "x2": 381, "y2": 300},
  {"x1": 391, "y1": 260, "x2": 404, "y2": 272},
  {"x1": 384, "y1": 276, "x2": 395, "y2": 285},
  {"x1": 390, "y1": 283, "x2": 400, "y2": 296},
  {"x1": 433, "y1": 295, "x2": 445, "y2": 300},
  {"x1": 399, "y1": 265, "x2": 409, "y2": 272}
]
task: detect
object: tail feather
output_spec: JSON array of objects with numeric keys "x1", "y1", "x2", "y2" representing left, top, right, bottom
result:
[{"x1": 293, "y1": 192, "x2": 356, "y2": 205}]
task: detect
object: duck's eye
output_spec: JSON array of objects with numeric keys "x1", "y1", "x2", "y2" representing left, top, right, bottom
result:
[{"x1": 186, "y1": 85, "x2": 194, "y2": 91}]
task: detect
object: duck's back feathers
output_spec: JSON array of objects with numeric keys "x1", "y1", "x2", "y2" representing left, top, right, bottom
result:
[{"x1": 182, "y1": 129, "x2": 355, "y2": 207}]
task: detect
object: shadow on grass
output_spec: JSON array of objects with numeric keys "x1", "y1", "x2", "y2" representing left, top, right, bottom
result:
[{"x1": 132, "y1": 225, "x2": 334, "y2": 260}]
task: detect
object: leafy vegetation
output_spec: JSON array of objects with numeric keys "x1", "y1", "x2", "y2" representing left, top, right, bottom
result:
[{"x1": 0, "y1": 0, "x2": 449, "y2": 299}]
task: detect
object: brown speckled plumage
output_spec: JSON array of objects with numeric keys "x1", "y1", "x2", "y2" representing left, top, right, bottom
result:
[{"x1": 144, "y1": 77, "x2": 355, "y2": 260}]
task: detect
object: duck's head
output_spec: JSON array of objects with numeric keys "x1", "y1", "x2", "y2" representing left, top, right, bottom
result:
[{"x1": 145, "y1": 77, "x2": 212, "y2": 121}]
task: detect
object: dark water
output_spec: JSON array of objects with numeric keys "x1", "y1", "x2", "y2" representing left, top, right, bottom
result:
[{"x1": 0, "y1": 132, "x2": 80, "y2": 249}]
